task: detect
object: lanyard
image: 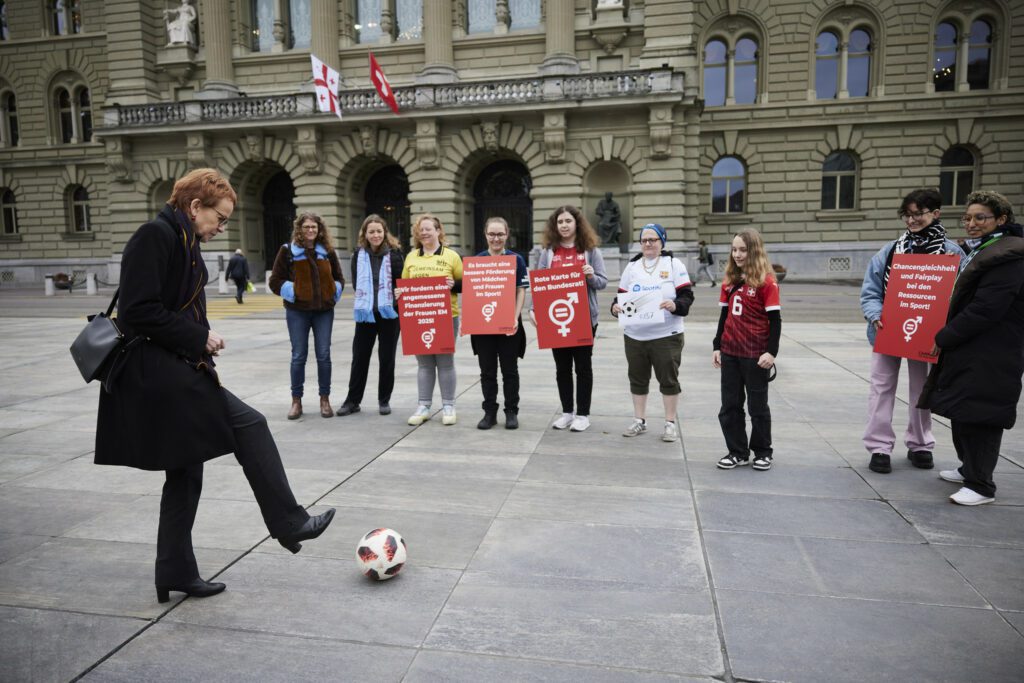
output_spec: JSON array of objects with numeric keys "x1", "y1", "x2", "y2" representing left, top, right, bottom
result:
[{"x1": 954, "y1": 234, "x2": 1002, "y2": 288}]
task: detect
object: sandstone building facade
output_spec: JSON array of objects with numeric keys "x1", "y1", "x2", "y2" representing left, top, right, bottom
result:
[{"x1": 0, "y1": 0, "x2": 1021, "y2": 285}]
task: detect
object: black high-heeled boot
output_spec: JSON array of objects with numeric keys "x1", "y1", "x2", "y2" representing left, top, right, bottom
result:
[
  {"x1": 278, "y1": 508, "x2": 336, "y2": 554},
  {"x1": 156, "y1": 578, "x2": 226, "y2": 604}
]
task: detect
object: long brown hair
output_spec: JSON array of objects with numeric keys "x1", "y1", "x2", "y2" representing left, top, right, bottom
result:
[
  {"x1": 541, "y1": 205, "x2": 598, "y2": 252},
  {"x1": 410, "y1": 213, "x2": 447, "y2": 251},
  {"x1": 358, "y1": 214, "x2": 401, "y2": 252},
  {"x1": 290, "y1": 211, "x2": 335, "y2": 251},
  {"x1": 725, "y1": 228, "x2": 773, "y2": 287}
]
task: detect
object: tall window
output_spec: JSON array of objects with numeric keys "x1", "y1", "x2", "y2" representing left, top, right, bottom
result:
[
  {"x1": 509, "y1": 0, "x2": 540, "y2": 30},
  {"x1": 78, "y1": 88, "x2": 92, "y2": 142},
  {"x1": 357, "y1": 0, "x2": 382, "y2": 43},
  {"x1": 289, "y1": 0, "x2": 311, "y2": 48},
  {"x1": 816, "y1": 25, "x2": 873, "y2": 99},
  {"x1": 53, "y1": 82, "x2": 91, "y2": 144},
  {"x1": 51, "y1": 0, "x2": 82, "y2": 36},
  {"x1": 357, "y1": 0, "x2": 421, "y2": 42},
  {"x1": 69, "y1": 186, "x2": 91, "y2": 232},
  {"x1": 939, "y1": 147, "x2": 975, "y2": 206},
  {"x1": 821, "y1": 152, "x2": 857, "y2": 210},
  {"x1": 711, "y1": 157, "x2": 745, "y2": 214},
  {"x1": 1, "y1": 91, "x2": 16, "y2": 147},
  {"x1": 251, "y1": 0, "x2": 274, "y2": 51},
  {"x1": 56, "y1": 87, "x2": 73, "y2": 143},
  {"x1": 703, "y1": 40, "x2": 727, "y2": 106},
  {"x1": 0, "y1": 189, "x2": 16, "y2": 235},
  {"x1": 933, "y1": 22, "x2": 957, "y2": 91},
  {"x1": 967, "y1": 20, "x2": 991, "y2": 89},
  {"x1": 468, "y1": 0, "x2": 497, "y2": 34},
  {"x1": 703, "y1": 28, "x2": 760, "y2": 107},
  {"x1": 396, "y1": 0, "x2": 422, "y2": 40},
  {"x1": 1, "y1": 1, "x2": 9, "y2": 40}
]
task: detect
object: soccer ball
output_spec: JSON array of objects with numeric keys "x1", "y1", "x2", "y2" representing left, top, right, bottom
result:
[
  {"x1": 621, "y1": 301, "x2": 637, "y2": 317},
  {"x1": 355, "y1": 528, "x2": 407, "y2": 580}
]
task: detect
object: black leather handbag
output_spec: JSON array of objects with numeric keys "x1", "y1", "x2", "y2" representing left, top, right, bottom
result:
[{"x1": 70, "y1": 289, "x2": 123, "y2": 383}]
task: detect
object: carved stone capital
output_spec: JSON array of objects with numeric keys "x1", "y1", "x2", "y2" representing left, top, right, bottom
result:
[
  {"x1": 104, "y1": 136, "x2": 133, "y2": 183},
  {"x1": 416, "y1": 119, "x2": 440, "y2": 169},
  {"x1": 295, "y1": 126, "x2": 323, "y2": 174},
  {"x1": 156, "y1": 43, "x2": 197, "y2": 86},
  {"x1": 648, "y1": 104, "x2": 673, "y2": 160},
  {"x1": 543, "y1": 111, "x2": 567, "y2": 164}
]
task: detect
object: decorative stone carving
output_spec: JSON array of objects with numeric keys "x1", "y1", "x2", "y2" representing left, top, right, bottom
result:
[
  {"x1": 245, "y1": 133, "x2": 264, "y2": 162},
  {"x1": 495, "y1": 0, "x2": 511, "y2": 34},
  {"x1": 590, "y1": 0, "x2": 629, "y2": 54},
  {"x1": 360, "y1": 124, "x2": 378, "y2": 158},
  {"x1": 104, "y1": 136, "x2": 133, "y2": 183},
  {"x1": 543, "y1": 111, "x2": 566, "y2": 163},
  {"x1": 481, "y1": 120, "x2": 500, "y2": 153},
  {"x1": 648, "y1": 104, "x2": 673, "y2": 159},
  {"x1": 156, "y1": 43, "x2": 197, "y2": 86},
  {"x1": 416, "y1": 119, "x2": 440, "y2": 169},
  {"x1": 186, "y1": 133, "x2": 210, "y2": 168},
  {"x1": 163, "y1": 0, "x2": 197, "y2": 46},
  {"x1": 295, "y1": 126, "x2": 323, "y2": 174}
]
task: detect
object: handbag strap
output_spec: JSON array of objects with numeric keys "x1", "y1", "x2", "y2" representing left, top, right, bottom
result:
[{"x1": 105, "y1": 288, "x2": 120, "y2": 317}]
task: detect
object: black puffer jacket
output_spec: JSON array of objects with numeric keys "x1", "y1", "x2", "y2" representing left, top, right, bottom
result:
[{"x1": 919, "y1": 229, "x2": 1024, "y2": 429}]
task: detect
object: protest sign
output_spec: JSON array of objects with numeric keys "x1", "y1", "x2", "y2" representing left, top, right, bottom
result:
[
  {"x1": 874, "y1": 253, "x2": 958, "y2": 363},
  {"x1": 617, "y1": 288, "x2": 667, "y2": 327},
  {"x1": 461, "y1": 255, "x2": 517, "y2": 335},
  {"x1": 397, "y1": 276, "x2": 455, "y2": 355},
  {"x1": 529, "y1": 267, "x2": 593, "y2": 349}
]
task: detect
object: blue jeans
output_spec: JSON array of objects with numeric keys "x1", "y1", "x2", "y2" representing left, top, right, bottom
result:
[{"x1": 285, "y1": 308, "x2": 334, "y2": 397}]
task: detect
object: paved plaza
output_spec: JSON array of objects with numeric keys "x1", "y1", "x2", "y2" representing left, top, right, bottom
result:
[{"x1": 1, "y1": 282, "x2": 1023, "y2": 682}]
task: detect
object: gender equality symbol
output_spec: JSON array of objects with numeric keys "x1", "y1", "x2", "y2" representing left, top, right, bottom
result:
[
  {"x1": 481, "y1": 301, "x2": 498, "y2": 322},
  {"x1": 902, "y1": 316, "x2": 923, "y2": 342},
  {"x1": 548, "y1": 292, "x2": 578, "y2": 337},
  {"x1": 421, "y1": 328, "x2": 435, "y2": 349}
]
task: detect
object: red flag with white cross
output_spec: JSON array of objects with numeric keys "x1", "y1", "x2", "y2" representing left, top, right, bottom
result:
[
  {"x1": 310, "y1": 54, "x2": 342, "y2": 119},
  {"x1": 369, "y1": 52, "x2": 400, "y2": 114}
]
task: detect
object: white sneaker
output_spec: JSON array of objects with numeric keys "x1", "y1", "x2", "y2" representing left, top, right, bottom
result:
[
  {"x1": 623, "y1": 419, "x2": 647, "y2": 437},
  {"x1": 570, "y1": 415, "x2": 591, "y2": 432},
  {"x1": 407, "y1": 405, "x2": 431, "y2": 426},
  {"x1": 662, "y1": 421, "x2": 679, "y2": 442},
  {"x1": 442, "y1": 405, "x2": 457, "y2": 425},
  {"x1": 950, "y1": 487, "x2": 994, "y2": 506},
  {"x1": 552, "y1": 412, "x2": 574, "y2": 430},
  {"x1": 939, "y1": 469, "x2": 965, "y2": 483}
]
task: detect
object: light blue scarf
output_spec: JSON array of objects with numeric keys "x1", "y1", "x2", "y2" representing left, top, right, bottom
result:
[{"x1": 354, "y1": 247, "x2": 397, "y2": 322}]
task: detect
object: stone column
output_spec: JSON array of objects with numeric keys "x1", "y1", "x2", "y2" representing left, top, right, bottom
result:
[
  {"x1": 725, "y1": 48, "x2": 736, "y2": 105},
  {"x1": 198, "y1": 0, "x2": 239, "y2": 97},
  {"x1": 956, "y1": 36, "x2": 971, "y2": 92},
  {"x1": 311, "y1": 0, "x2": 339, "y2": 69},
  {"x1": 418, "y1": 0, "x2": 457, "y2": 84},
  {"x1": 540, "y1": 0, "x2": 579, "y2": 74},
  {"x1": 837, "y1": 41, "x2": 849, "y2": 99}
]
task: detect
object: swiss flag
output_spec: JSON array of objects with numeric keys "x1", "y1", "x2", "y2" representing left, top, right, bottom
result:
[{"x1": 369, "y1": 52, "x2": 400, "y2": 114}]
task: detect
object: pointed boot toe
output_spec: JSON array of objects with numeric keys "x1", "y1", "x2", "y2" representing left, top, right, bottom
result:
[{"x1": 278, "y1": 508, "x2": 336, "y2": 554}]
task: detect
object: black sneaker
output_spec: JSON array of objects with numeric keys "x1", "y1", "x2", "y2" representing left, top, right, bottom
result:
[
  {"x1": 907, "y1": 450, "x2": 934, "y2": 469},
  {"x1": 717, "y1": 454, "x2": 749, "y2": 470},
  {"x1": 378, "y1": 402, "x2": 391, "y2": 415},
  {"x1": 336, "y1": 402, "x2": 360, "y2": 416},
  {"x1": 869, "y1": 453, "x2": 892, "y2": 473},
  {"x1": 752, "y1": 455, "x2": 773, "y2": 471}
]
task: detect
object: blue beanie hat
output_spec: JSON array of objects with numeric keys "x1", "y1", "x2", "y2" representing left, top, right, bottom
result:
[{"x1": 641, "y1": 223, "x2": 667, "y2": 246}]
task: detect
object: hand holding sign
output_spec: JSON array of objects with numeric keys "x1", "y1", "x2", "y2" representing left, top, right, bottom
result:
[
  {"x1": 529, "y1": 267, "x2": 593, "y2": 349},
  {"x1": 874, "y1": 254, "x2": 958, "y2": 363},
  {"x1": 397, "y1": 277, "x2": 455, "y2": 355}
]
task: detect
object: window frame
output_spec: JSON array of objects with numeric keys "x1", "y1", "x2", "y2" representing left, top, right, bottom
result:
[
  {"x1": 1, "y1": 0, "x2": 9, "y2": 41},
  {"x1": 67, "y1": 185, "x2": 91, "y2": 233},
  {"x1": 701, "y1": 20, "x2": 764, "y2": 107},
  {"x1": 929, "y1": 9, "x2": 1003, "y2": 93},
  {"x1": 0, "y1": 188, "x2": 17, "y2": 236},
  {"x1": 820, "y1": 151, "x2": 859, "y2": 211},
  {"x1": 49, "y1": 0, "x2": 82, "y2": 36},
  {"x1": 814, "y1": 23, "x2": 875, "y2": 100},
  {"x1": 939, "y1": 146, "x2": 977, "y2": 207},
  {"x1": 0, "y1": 89, "x2": 17, "y2": 147},
  {"x1": 710, "y1": 156, "x2": 747, "y2": 215},
  {"x1": 49, "y1": 74, "x2": 92, "y2": 145}
]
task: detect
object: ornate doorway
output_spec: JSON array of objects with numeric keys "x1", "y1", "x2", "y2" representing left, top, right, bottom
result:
[
  {"x1": 261, "y1": 171, "x2": 296, "y2": 271},
  {"x1": 472, "y1": 160, "x2": 532, "y2": 256},
  {"x1": 364, "y1": 165, "x2": 411, "y2": 248}
]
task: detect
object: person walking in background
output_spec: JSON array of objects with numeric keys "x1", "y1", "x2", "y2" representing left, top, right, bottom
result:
[
  {"x1": 696, "y1": 240, "x2": 716, "y2": 287},
  {"x1": 714, "y1": 228, "x2": 781, "y2": 471},
  {"x1": 860, "y1": 189, "x2": 964, "y2": 475},
  {"x1": 920, "y1": 191, "x2": 1024, "y2": 505},
  {"x1": 225, "y1": 248, "x2": 250, "y2": 304},
  {"x1": 94, "y1": 168, "x2": 335, "y2": 604},
  {"x1": 336, "y1": 214, "x2": 404, "y2": 417},
  {"x1": 529, "y1": 205, "x2": 608, "y2": 432},
  {"x1": 471, "y1": 217, "x2": 528, "y2": 430},
  {"x1": 402, "y1": 213, "x2": 463, "y2": 426},
  {"x1": 269, "y1": 212, "x2": 345, "y2": 420},
  {"x1": 611, "y1": 223, "x2": 694, "y2": 443}
]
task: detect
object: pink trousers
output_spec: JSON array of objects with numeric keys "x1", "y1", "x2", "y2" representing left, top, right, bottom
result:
[{"x1": 863, "y1": 352, "x2": 935, "y2": 455}]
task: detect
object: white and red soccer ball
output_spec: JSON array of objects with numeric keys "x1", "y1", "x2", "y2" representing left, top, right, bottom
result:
[{"x1": 355, "y1": 528, "x2": 407, "y2": 580}]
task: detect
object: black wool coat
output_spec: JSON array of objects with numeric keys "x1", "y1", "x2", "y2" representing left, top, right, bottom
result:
[
  {"x1": 919, "y1": 234, "x2": 1024, "y2": 429},
  {"x1": 225, "y1": 253, "x2": 249, "y2": 281},
  {"x1": 94, "y1": 206, "x2": 236, "y2": 470}
]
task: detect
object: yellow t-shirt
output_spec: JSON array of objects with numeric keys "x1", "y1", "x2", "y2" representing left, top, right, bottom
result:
[{"x1": 402, "y1": 245, "x2": 464, "y2": 316}]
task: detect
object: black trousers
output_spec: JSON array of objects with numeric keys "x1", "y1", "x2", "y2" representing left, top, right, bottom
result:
[
  {"x1": 155, "y1": 389, "x2": 309, "y2": 585},
  {"x1": 951, "y1": 420, "x2": 1003, "y2": 498},
  {"x1": 474, "y1": 333, "x2": 521, "y2": 414},
  {"x1": 718, "y1": 353, "x2": 772, "y2": 460},
  {"x1": 344, "y1": 315, "x2": 400, "y2": 406},
  {"x1": 232, "y1": 277, "x2": 246, "y2": 302},
  {"x1": 551, "y1": 328, "x2": 595, "y2": 416}
]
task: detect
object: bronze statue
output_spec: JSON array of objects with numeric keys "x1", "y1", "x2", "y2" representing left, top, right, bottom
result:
[{"x1": 595, "y1": 192, "x2": 621, "y2": 245}]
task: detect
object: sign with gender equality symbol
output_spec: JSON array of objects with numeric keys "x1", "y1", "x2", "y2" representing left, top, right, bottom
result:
[
  {"x1": 873, "y1": 253, "x2": 958, "y2": 363},
  {"x1": 461, "y1": 255, "x2": 517, "y2": 335},
  {"x1": 397, "y1": 277, "x2": 455, "y2": 355},
  {"x1": 530, "y1": 266, "x2": 593, "y2": 349}
]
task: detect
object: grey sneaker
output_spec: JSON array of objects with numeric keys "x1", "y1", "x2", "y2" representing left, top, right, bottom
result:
[
  {"x1": 623, "y1": 419, "x2": 647, "y2": 437},
  {"x1": 661, "y1": 421, "x2": 679, "y2": 442}
]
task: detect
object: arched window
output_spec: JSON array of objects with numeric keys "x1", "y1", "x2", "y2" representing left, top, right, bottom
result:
[
  {"x1": 734, "y1": 38, "x2": 758, "y2": 105},
  {"x1": 56, "y1": 87, "x2": 73, "y2": 143},
  {"x1": 703, "y1": 39, "x2": 727, "y2": 106},
  {"x1": 68, "y1": 185, "x2": 91, "y2": 232},
  {"x1": 51, "y1": 76, "x2": 91, "y2": 144},
  {"x1": 0, "y1": 91, "x2": 17, "y2": 147},
  {"x1": 50, "y1": 0, "x2": 81, "y2": 36},
  {"x1": 821, "y1": 152, "x2": 857, "y2": 210},
  {"x1": 939, "y1": 147, "x2": 975, "y2": 206},
  {"x1": 1, "y1": 1, "x2": 9, "y2": 40},
  {"x1": 847, "y1": 29, "x2": 872, "y2": 98},
  {"x1": 77, "y1": 88, "x2": 92, "y2": 142},
  {"x1": 933, "y1": 22, "x2": 957, "y2": 92},
  {"x1": 711, "y1": 157, "x2": 746, "y2": 214},
  {"x1": 815, "y1": 31, "x2": 839, "y2": 99},
  {"x1": 0, "y1": 189, "x2": 16, "y2": 235},
  {"x1": 702, "y1": 25, "x2": 761, "y2": 107},
  {"x1": 967, "y1": 20, "x2": 991, "y2": 90},
  {"x1": 815, "y1": 19, "x2": 875, "y2": 100}
]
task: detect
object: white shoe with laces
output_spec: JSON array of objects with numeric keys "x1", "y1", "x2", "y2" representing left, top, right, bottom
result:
[
  {"x1": 570, "y1": 415, "x2": 591, "y2": 432},
  {"x1": 442, "y1": 405, "x2": 457, "y2": 425},
  {"x1": 662, "y1": 421, "x2": 679, "y2": 442},
  {"x1": 407, "y1": 405, "x2": 431, "y2": 426},
  {"x1": 552, "y1": 412, "x2": 574, "y2": 430},
  {"x1": 950, "y1": 487, "x2": 994, "y2": 506},
  {"x1": 623, "y1": 419, "x2": 647, "y2": 437}
]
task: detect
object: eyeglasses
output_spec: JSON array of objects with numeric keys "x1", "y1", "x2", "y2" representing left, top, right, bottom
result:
[
  {"x1": 960, "y1": 213, "x2": 995, "y2": 224},
  {"x1": 485, "y1": 233, "x2": 507, "y2": 239},
  {"x1": 639, "y1": 238, "x2": 661, "y2": 245},
  {"x1": 211, "y1": 209, "x2": 230, "y2": 227},
  {"x1": 897, "y1": 209, "x2": 932, "y2": 220}
]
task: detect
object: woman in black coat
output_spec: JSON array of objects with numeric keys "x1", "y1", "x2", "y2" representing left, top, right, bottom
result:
[
  {"x1": 94, "y1": 168, "x2": 336, "y2": 602},
  {"x1": 920, "y1": 190, "x2": 1024, "y2": 506}
]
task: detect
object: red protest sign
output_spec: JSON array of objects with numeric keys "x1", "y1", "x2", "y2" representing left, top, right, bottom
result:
[
  {"x1": 529, "y1": 266, "x2": 593, "y2": 349},
  {"x1": 461, "y1": 255, "x2": 517, "y2": 335},
  {"x1": 874, "y1": 253, "x2": 959, "y2": 363},
  {"x1": 397, "y1": 277, "x2": 455, "y2": 355}
]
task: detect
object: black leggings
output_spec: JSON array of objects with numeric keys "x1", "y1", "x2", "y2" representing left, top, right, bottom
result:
[{"x1": 551, "y1": 326, "x2": 596, "y2": 416}]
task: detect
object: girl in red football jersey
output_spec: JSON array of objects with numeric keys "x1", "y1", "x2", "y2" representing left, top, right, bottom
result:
[{"x1": 712, "y1": 228, "x2": 782, "y2": 471}]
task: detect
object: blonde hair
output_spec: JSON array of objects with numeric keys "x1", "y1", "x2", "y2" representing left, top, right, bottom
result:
[
  {"x1": 290, "y1": 211, "x2": 335, "y2": 252},
  {"x1": 410, "y1": 213, "x2": 447, "y2": 251},
  {"x1": 725, "y1": 228, "x2": 772, "y2": 287},
  {"x1": 358, "y1": 214, "x2": 401, "y2": 252}
]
